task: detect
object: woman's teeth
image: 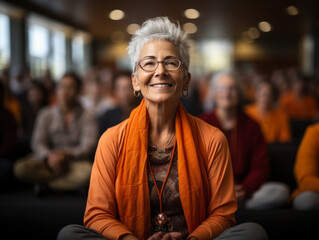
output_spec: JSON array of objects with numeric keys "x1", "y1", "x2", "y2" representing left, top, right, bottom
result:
[{"x1": 152, "y1": 84, "x2": 171, "y2": 87}]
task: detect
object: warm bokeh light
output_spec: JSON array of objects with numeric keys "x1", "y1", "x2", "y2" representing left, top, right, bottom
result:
[
  {"x1": 183, "y1": 22, "x2": 197, "y2": 34},
  {"x1": 286, "y1": 5, "x2": 299, "y2": 16},
  {"x1": 235, "y1": 41, "x2": 265, "y2": 60},
  {"x1": 248, "y1": 27, "x2": 260, "y2": 39},
  {"x1": 109, "y1": 9, "x2": 125, "y2": 20},
  {"x1": 127, "y1": 23, "x2": 140, "y2": 35},
  {"x1": 184, "y1": 8, "x2": 200, "y2": 19},
  {"x1": 258, "y1": 21, "x2": 272, "y2": 32},
  {"x1": 242, "y1": 31, "x2": 254, "y2": 43}
]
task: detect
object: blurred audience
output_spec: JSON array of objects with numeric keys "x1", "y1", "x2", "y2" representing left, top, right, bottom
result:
[
  {"x1": 9, "y1": 66, "x2": 32, "y2": 101},
  {"x1": 199, "y1": 70, "x2": 290, "y2": 209},
  {"x1": 0, "y1": 81, "x2": 18, "y2": 187},
  {"x1": 98, "y1": 71, "x2": 140, "y2": 136},
  {"x1": 271, "y1": 68, "x2": 290, "y2": 98},
  {"x1": 19, "y1": 80, "x2": 49, "y2": 154},
  {"x1": 245, "y1": 79, "x2": 292, "y2": 143},
  {"x1": 291, "y1": 122, "x2": 319, "y2": 210},
  {"x1": 13, "y1": 72, "x2": 98, "y2": 196},
  {"x1": 40, "y1": 69, "x2": 56, "y2": 105},
  {"x1": 1, "y1": 59, "x2": 319, "y2": 209},
  {"x1": 242, "y1": 70, "x2": 260, "y2": 104},
  {"x1": 0, "y1": 69, "x2": 21, "y2": 124},
  {"x1": 279, "y1": 71, "x2": 318, "y2": 121},
  {"x1": 80, "y1": 67, "x2": 116, "y2": 117}
]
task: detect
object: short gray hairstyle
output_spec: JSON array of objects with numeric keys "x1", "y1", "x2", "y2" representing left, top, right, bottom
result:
[
  {"x1": 127, "y1": 16, "x2": 190, "y2": 74},
  {"x1": 204, "y1": 70, "x2": 245, "y2": 111}
]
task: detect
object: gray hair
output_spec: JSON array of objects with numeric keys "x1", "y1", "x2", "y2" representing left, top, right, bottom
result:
[
  {"x1": 127, "y1": 16, "x2": 190, "y2": 74},
  {"x1": 204, "y1": 70, "x2": 245, "y2": 111}
]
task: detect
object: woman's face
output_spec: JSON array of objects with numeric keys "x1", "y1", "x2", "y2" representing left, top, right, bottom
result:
[
  {"x1": 256, "y1": 82, "x2": 273, "y2": 109},
  {"x1": 214, "y1": 74, "x2": 239, "y2": 110},
  {"x1": 28, "y1": 86, "x2": 44, "y2": 105},
  {"x1": 57, "y1": 76, "x2": 79, "y2": 106},
  {"x1": 132, "y1": 40, "x2": 190, "y2": 105}
]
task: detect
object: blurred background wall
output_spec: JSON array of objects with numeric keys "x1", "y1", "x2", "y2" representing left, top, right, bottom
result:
[{"x1": 0, "y1": 0, "x2": 318, "y2": 82}]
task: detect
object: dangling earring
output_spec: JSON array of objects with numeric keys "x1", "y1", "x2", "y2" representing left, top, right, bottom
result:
[
  {"x1": 134, "y1": 90, "x2": 140, "y2": 97},
  {"x1": 182, "y1": 90, "x2": 188, "y2": 97}
]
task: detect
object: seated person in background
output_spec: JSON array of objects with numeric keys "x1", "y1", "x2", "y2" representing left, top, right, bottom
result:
[
  {"x1": 98, "y1": 71, "x2": 140, "y2": 136},
  {"x1": 80, "y1": 67, "x2": 116, "y2": 118},
  {"x1": 279, "y1": 71, "x2": 318, "y2": 121},
  {"x1": 270, "y1": 68, "x2": 290, "y2": 100},
  {"x1": 19, "y1": 80, "x2": 48, "y2": 156},
  {"x1": 245, "y1": 79, "x2": 292, "y2": 143},
  {"x1": 0, "y1": 81, "x2": 18, "y2": 188},
  {"x1": 199, "y1": 70, "x2": 290, "y2": 209},
  {"x1": 291, "y1": 122, "x2": 319, "y2": 210},
  {"x1": 14, "y1": 72, "x2": 98, "y2": 195}
]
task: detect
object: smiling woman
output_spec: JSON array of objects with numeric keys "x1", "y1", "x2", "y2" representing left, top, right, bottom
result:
[
  {"x1": 131, "y1": 40, "x2": 189, "y2": 107},
  {"x1": 57, "y1": 17, "x2": 268, "y2": 240}
]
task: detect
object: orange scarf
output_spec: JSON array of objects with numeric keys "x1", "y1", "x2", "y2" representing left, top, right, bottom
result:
[{"x1": 116, "y1": 99, "x2": 210, "y2": 239}]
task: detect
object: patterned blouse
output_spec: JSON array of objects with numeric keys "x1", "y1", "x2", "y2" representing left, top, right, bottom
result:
[{"x1": 147, "y1": 145, "x2": 189, "y2": 239}]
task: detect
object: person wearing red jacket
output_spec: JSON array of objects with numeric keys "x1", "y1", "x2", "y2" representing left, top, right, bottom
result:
[{"x1": 199, "y1": 70, "x2": 290, "y2": 209}]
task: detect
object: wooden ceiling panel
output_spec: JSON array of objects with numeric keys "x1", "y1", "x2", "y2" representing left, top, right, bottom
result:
[{"x1": 3, "y1": 0, "x2": 319, "y2": 41}]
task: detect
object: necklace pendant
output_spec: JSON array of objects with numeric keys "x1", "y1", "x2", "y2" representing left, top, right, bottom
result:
[
  {"x1": 156, "y1": 148, "x2": 165, "y2": 155},
  {"x1": 155, "y1": 212, "x2": 168, "y2": 226}
]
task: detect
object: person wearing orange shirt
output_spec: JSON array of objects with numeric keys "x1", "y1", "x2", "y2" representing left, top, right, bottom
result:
[
  {"x1": 279, "y1": 72, "x2": 318, "y2": 121},
  {"x1": 57, "y1": 17, "x2": 267, "y2": 240},
  {"x1": 291, "y1": 123, "x2": 319, "y2": 210},
  {"x1": 245, "y1": 80, "x2": 292, "y2": 143}
]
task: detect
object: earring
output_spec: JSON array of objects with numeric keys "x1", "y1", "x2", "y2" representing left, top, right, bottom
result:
[
  {"x1": 182, "y1": 90, "x2": 188, "y2": 97},
  {"x1": 134, "y1": 90, "x2": 140, "y2": 97}
]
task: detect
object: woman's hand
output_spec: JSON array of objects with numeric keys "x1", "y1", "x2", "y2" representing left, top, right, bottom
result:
[{"x1": 147, "y1": 232, "x2": 183, "y2": 240}]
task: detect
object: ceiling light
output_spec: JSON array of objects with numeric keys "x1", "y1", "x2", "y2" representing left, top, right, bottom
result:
[
  {"x1": 258, "y1": 21, "x2": 272, "y2": 32},
  {"x1": 127, "y1": 23, "x2": 140, "y2": 35},
  {"x1": 109, "y1": 9, "x2": 125, "y2": 20},
  {"x1": 184, "y1": 9, "x2": 200, "y2": 19},
  {"x1": 286, "y1": 5, "x2": 298, "y2": 16},
  {"x1": 183, "y1": 23, "x2": 197, "y2": 34},
  {"x1": 248, "y1": 27, "x2": 260, "y2": 39}
]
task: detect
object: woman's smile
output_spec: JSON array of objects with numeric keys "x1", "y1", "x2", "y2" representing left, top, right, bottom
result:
[{"x1": 150, "y1": 83, "x2": 172, "y2": 88}]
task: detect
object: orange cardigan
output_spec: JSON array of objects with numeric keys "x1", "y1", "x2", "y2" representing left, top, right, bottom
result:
[
  {"x1": 291, "y1": 123, "x2": 319, "y2": 199},
  {"x1": 279, "y1": 92, "x2": 318, "y2": 120},
  {"x1": 84, "y1": 101, "x2": 236, "y2": 240},
  {"x1": 245, "y1": 104, "x2": 292, "y2": 143}
]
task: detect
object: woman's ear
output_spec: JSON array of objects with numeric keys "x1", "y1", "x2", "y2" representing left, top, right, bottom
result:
[
  {"x1": 183, "y1": 72, "x2": 191, "y2": 92},
  {"x1": 131, "y1": 73, "x2": 141, "y2": 92}
]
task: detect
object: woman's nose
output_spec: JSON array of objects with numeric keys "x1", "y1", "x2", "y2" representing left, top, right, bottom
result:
[{"x1": 154, "y1": 61, "x2": 168, "y2": 76}]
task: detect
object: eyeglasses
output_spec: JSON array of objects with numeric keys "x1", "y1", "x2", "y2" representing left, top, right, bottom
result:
[{"x1": 137, "y1": 57, "x2": 184, "y2": 72}]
